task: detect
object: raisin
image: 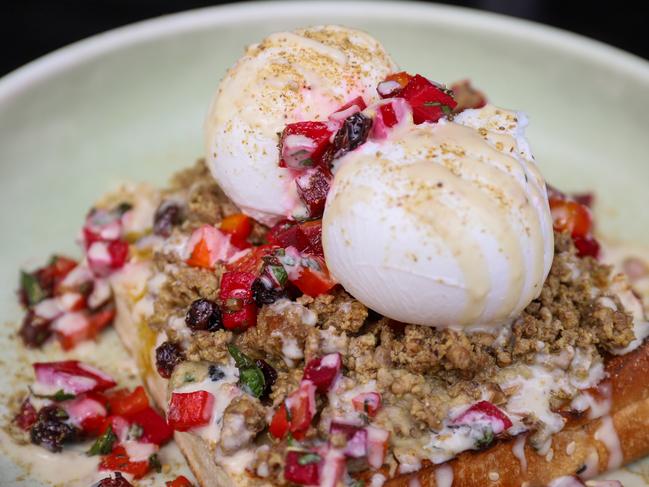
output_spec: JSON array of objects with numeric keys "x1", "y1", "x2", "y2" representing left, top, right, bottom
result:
[
  {"x1": 153, "y1": 201, "x2": 183, "y2": 237},
  {"x1": 333, "y1": 113, "x2": 373, "y2": 158},
  {"x1": 185, "y1": 298, "x2": 223, "y2": 332},
  {"x1": 155, "y1": 341, "x2": 185, "y2": 379},
  {"x1": 19, "y1": 310, "x2": 52, "y2": 348},
  {"x1": 251, "y1": 278, "x2": 285, "y2": 307},
  {"x1": 254, "y1": 359, "x2": 277, "y2": 399},
  {"x1": 208, "y1": 364, "x2": 225, "y2": 382},
  {"x1": 94, "y1": 472, "x2": 133, "y2": 487},
  {"x1": 30, "y1": 405, "x2": 78, "y2": 452}
]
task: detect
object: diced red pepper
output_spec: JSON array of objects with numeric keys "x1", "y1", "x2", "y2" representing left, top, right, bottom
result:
[
  {"x1": 167, "y1": 391, "x2": 214, "y2": 432},
  {"x1": 186, "y1": 238, "x2": 211, "y2": 269},
  {"x1": 352, "y1": 392, "x2": 382, "y2": 417},
  {"x1": 398, "y1": 74, "x2": 457, "y2": 125},
  {"x1": 166, "y1": 476, "x2": 194, "y2": 487},
  {"x1": 54, "y1": 306, "x2": 116, "y2": 350},
  {"x1": 453, "y1": 400, "x2": 513, "y2": 434},
  {"x1": 295, "y1": 167, "x2": 332, "y2": 218},
  {"x1": 379, "y1": 103, "x2": 398, "y2": 128},
  {"x1": 291, "y1": 257, "x2": 336, "y2": 297},
  {"x1": 14, "y1": 398, "x2": 38, "y2": 430},
  {"x1": 279, "y1": 121, "x2": 334, "y2": 169},
  {"x1": 450, "y1": 79, "x2": 487, "y2": 112},
  {"x1": 269, "y1": 402, "x2": 290, "y2": 440},
  {"x1": 285, "y1": 380, "x2": 317, "y2": 438},
  {"x1": 329, "y1": 96, "x2": 368, "y2": 123},
  {"x1": 225, "y1": 245, "x2": 277, "y2": 274},
  {"x1": 99, "y1": 445, "x2": 150, "y2": 479},
  {"x1": 33, "y1": 360, "x2": 116, "y2": 395},
  {"x1": 219, "y1": 214, "x2": 252, "y2": 248},
  {"x1": 284, "y1": 450, "x2": 321, "y2": 485},
  {"x1": 107, "y1": 386, "x2": 149, "y2": 418},
  {"x1": 573, "y1": 235, "x2": 601, "y2": 259},
  {"x1": 303, "y1": 353, "x2": 341, "y2": 392},
  {"x1": 64, "y1": 394, "x2": 108, "y2": 434},
  {"x1": 219, "y1": 271, "x2": 258, "y2": 330},
  {"x1": 128, "y1": 407, "x2": 174, "y2": 445},
  {"x1": 549, "y1": 197, "x2": 592, "y2": 238}
]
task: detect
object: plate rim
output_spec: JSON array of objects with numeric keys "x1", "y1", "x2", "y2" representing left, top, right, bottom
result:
[{"x1": 1, "y1": 0, "x2": 648, "y2": 105}]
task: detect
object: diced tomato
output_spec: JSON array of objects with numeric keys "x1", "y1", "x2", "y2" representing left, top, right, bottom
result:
[
  {"x1": 450, "y1": 79, "x2": 487, "y2": 112},
  {"x1": 128, "y1": 407, "x2": 174, "y2": 445},
  {"x1": 549, "y1": 197, "x2": 592, "y2": 238},
  {"x1": 33, "y1": 360, "x2": 116, "y2": 394},
  {"x1": 352, "y1": 392, "x2": 382, "y2": 417},
  {"x1": 379, "y1": 103, "x2": 398, "y2": 127},
  {"x1": 226, "y1": 245, "x2": 277, "y2": 274},
  {"x1": 99, "y1": 415, "x2": 130, "y2": 442},
  {"x1": 286, "y1": 380, "x2": 317, "y2": 437},
  {"x1": 166, "y1": 476, "x2": 194, "y2": 487},
  {"x1": 89, "y1": 306, "x2": 117, "y2": 334},
  {"x1": 336, "y1": 96, "x2": 367, "y2": 113},
  {"x1": 219, "y1": 271, "x2": 258, "y2": 330},
  {"x1": 303, "y1": 353, "x2": 341, "y2": 392},
  {"x1": 279, "y1": 121, "x2": 335, "y2": 169},
  {"x1": 14, "y1": 398, "x2": 38, "y2": 430},
  {"x1": 107, "y1": 386, "x2": 149, "y2": 418},
  {"x1": 573, "y1": 235, "x2": 601, "y2": 259},
  {"x1": 269, "y1": 403, "x2": 290, "y2": 440},
  {"x1": 291, "y1": 258, "x2": 336, "y2": 297},
  {"x1": 295, "y1": 167, "x2": 332, "y2": 218},
  {"x1": 453, "y1": 400, "x2": 513, "y2": 434},
  {"x1": 99, "y1": 446, "x2": 150, "y2": 479},
  {"x1": 167, "y1": 391, "x2": 214, "y2": 432},
  {"x1": 284, "y1": 450, "x2": 321, "y2": 485},
  {"x1": 267, "y1": 220, "x2": 323, "y2": 257},
  {"x1": 219, "y1": 214, "x2": 252, "y2": 248},
  {"x1": 64, "y1": 394, "x2": 108, "y2": 434},
  {"x1": 398, "y1": 74, "x2": 457, "y2": 125}
]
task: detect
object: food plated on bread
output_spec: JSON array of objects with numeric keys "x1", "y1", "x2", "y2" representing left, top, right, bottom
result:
[{"x1": 5, "y1": 24, "x2": 649, "y2": 487}]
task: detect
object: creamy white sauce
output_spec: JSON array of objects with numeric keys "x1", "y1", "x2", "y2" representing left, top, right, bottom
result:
[
  {"x1": 594, "y1": 416, "x2": 623, "y2": 470},
  {"x1": 370, "y1": 473, "x2": 387, "y2": 487},
  {"x1": 580, "y1": 448, "x2": 600, "y2": 479},
  {"x1": 269, "y1": 298, "x2": 318, "y2": 326},
  {"x1": 512, "y1": 435, "x2": 527, "y2": 473}
]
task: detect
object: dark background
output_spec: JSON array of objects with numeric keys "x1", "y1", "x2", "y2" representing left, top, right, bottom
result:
[{"x1": 1, "y1": 0, "x2": 648, "y2": 76}]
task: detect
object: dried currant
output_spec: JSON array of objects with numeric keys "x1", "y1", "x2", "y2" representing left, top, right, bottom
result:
[
  {"x1": 153, "y1": 201, "x2": 183, "y2": 237},
  {"x1": 155, "y1": 341, "x2": 185, "y2": 379},
  {"x1": 251, "y1": 278, "x2": 285, "y2": 307},
  {"x1": 94, "y1": 472, "x2": 133, "y2": 487},
  {"x1": 185, "y1": 298, "x2": 223, "y2": 332},
  {"x1": 30, "y1": 405, "x2": 79, "y2": 452},
  {"x1": 19, "y1": 310, "x2": 52, "y2": 348},
  {"x1": 333, "y1": 113, "x2": 373, "y2": 158},
  {"x1": 254, "y1": 359, "x2": 277, "y2": 399},
  {"x1": 14, "y1": 398, "x2": 38, "y2": 430}
]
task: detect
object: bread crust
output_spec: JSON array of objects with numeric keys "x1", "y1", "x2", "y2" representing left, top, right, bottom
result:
[{"x1": 113, "y1": 278, "x2": 649, "y2": 487}]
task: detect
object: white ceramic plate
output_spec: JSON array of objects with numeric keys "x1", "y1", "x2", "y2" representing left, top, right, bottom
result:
[{"x1": 1, "y1": 2, "x2": 648, "y2": 485}]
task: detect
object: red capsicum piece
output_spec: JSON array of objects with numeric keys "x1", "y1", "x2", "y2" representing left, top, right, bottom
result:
[
  {"x1": 398, "y1": 74, "x2": 457, "y2": 125},
  {"x1": 128, "y1": 407, "x2": 174, "y2": 445},
  {"x1": 167, "y1": 391, "x2": 214, "y2": 432},
  {"x1": 219, "y1": 271, "x2": 258, "y2": 330},
  {"x1": 290, "y1": 257, "x2": 336, "y2": 297},
  {"x1": 166, "y1": 476, "x2": 194, "y2": 487},
  {"x1": 270, "y1": 381, "x2": 317, "y2": 440},
  {"x1": 279, "y1": 121, "x2": 335, "y2": 169},
  {"x1": 352, "y1": 392, "x2": 382, "y2": 417},
  {"x1": 33, "y1": 360, "x2": 116, "y2": 394},
  {"x1": 219, "y1": 213, "x2": 252, "y2": 248},
  {"x1": 107, "y1": 386, "x2": 149, "y2": 417},
  {"x1": 549, "y1": 197, "x2": 592, "y2": 238},
  {"x1": 284, "y1": 450, "x2": 321, "y2": 485},
  {"x1": 99, "y1": 445, "x2": 150, "y2": 479}
]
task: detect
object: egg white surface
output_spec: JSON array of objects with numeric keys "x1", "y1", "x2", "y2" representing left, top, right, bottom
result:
[
  {"x1": 322, "y1": 105, "x2": 554, "y2": 330},
  {"x1": 205, "y1": 25, "x2": 397, "y2": 225}
]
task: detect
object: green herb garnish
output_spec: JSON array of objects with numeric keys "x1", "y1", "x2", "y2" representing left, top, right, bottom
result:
[
  {"x1": 149, "y1": 453, "x2": 162, "y2": 473},
  {"x1": 87, "y1": 426, "x2": 116, "y2": 456},
  {"x1": 298, "y1": 452, "x2": 321, "y2": 465},
  {"x1": 475, "y1": 428, "x2": 494, "y2": 449},
  {"x1": 20, "y1": 271, "x2": 47, "y2": 306},
  {"x1": 30, "y1": 387, "x2": 75, "y2": 402},
  {"x1": 128, "y1": 423, "x2": 143, "y2": 441},
  {"x1": 227, "y1": 344, "x2": 266, "y2": 398}
]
